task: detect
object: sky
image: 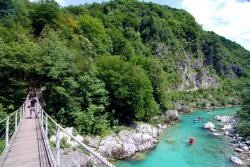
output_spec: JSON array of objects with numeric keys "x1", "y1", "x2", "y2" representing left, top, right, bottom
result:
[{"x1": 54, "y1": 0, "x2": 250, "y2": 50}]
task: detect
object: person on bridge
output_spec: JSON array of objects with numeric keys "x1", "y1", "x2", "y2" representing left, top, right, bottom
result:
[{"x1": 29, "y1": 97, "x2": 37, "y2": 118}]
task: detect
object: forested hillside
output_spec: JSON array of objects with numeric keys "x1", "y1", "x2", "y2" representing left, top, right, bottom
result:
[{"x1": 0, "y1": 0, "x2": 249, "y2": 135}]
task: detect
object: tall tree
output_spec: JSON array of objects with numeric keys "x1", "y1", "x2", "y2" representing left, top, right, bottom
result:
[{"x1": 30, "y1": 0, "x2": 59, "y2": 36}]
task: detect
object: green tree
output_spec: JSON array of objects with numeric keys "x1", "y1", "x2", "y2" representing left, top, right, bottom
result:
[
  {"x1": 30, "y1": 0, "x2": 59, "y2": 36},
  {"x1": 107, "y1": 28, "x2": 135, "y2": 60},
  {"x1": 237, "y1": 89, "x2": 250, "y2": 137},
  {"x1": 0, "y1": 37, "x2": 33, "y2": 111},
  {"x1": 96, "y1": 56, "x2": 159, "y2": 123},
  {"x1": 0, "y1": 0, "x2": 14, "y2": 20},
  {"x1": 78, "y1": 15, "x2": 112, "y2": 54},
  {"x1": 131, "y1": 56, "x2": 168, "y2": 110},
  {"x1": 74, "y1": 72, "x2": 109, "y2": 134}
]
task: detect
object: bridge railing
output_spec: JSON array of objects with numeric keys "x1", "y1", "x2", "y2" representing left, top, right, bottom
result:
[
  {"x1": 37, "y1": 102, "x2": 115, "y2": 167},
  {"x1": 0, "y1": 96, "x2": 29, "y2": 161}
]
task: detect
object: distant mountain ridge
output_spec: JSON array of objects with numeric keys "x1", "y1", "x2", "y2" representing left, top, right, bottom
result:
[{"x1": 74, "y1": 0, "x2": 249, "y2": 89}]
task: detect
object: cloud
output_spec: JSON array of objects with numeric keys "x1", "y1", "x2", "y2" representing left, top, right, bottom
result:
[{"x1": 181, "y1": 0, "x2": 250, "y2": 50}]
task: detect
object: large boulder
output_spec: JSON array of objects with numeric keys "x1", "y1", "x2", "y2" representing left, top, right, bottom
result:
[
  {"x1": 136, "y1": 124, "x2": 159, "y2": 139},
  {"x1": 98, "y1": 135, "x2": 124, "y2": 159},
  {"x1": 97, "y1": 123, "x2": 160, "y2": 159},
  {"x1": 230, "y1": 156, "x2": 244, "y2": 165},
  {"x1": 162, "y1": 110, "x2": 179, "y2": 122},
  {"x1": 204, "y1": 122, "x2": 215, "y2": 131},
  {"x1": 211, "y1": 132, "x2": 222, "y2": 137},
  {"x1": 69, "y1": 135, "x2": 84, "y2": 147},
  {"x1": 55, "y1": 124, "x2": 160, "y2": 160},
  {"x1": 245, "y1": 140, "x2": 250, "y2": 146},
  {"x1": 84, "y1": 136, "x2": 101, "y2": 149},
  {"x1": 157, "y1": 124, "x2": 168, "y2": 129},
  {"x1": 221, "y1": 124, "x2": 234, "y2": 133},
  {"x1": 175, "y1": 101, "x2": 190, "y2": 113},
  {"x1": 204, "y1": 122, "x2": 215, "y2": 129},
  {"x1": 215, "y1": 115, "x2": 231, "y2": 123},
  {"x1": 60, "y1": 149, "x2": 91, "y2": 167},
  {"x1": 118, "y1": 130, "x2": 138, "y2": 156},
  {"x1": 241, "y1": 145, "x2": 249, "y2": 152},
  {"x1": 234, "y1": 148, "x2": 244, "y2": 153}
]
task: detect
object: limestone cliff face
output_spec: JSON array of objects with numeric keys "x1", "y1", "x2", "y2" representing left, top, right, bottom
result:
[
  {"x1": 155, "y1": 44, "x2": 220, "y2": 91},
  {"x1": 155, "y1": 41, "x2": 244, "y2": 92},
  {"x1": 177, "y1": 53, "x2": 219, "y2": 91}
]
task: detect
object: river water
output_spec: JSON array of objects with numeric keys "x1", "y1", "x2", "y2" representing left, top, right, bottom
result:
[{"x1": 117, "y1": 107, "x2": 241, "y2": 167}]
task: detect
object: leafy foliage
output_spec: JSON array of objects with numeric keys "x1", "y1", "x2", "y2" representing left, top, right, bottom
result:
[
  {"x1": 29, "y1": 0, "x2": 60, "y2": 36},
  {"x1": 96, "y1": 56, "x2": 159, "y2": 123},
  {"x1": 237, "y1": 87, "x2": 250, "y2": 137},
  {"x1": 0, "y1": 0, "x2": 249, "y2": 135}
]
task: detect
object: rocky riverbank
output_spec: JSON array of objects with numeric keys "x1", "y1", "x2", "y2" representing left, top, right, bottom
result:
[
  {"x1": 54, "y1": 108, "x2": 248, "y2": 166},
  {"x1": 97, "y1": 123, "x2": 159, "y2": 160},
  {"x1": 199, "y1": 104, "x2": 241, "y2": 111},
  {"x1": 52, "y1": 110, "x2": 179, "y2": 166},
  {"x1": 56, "y1": 124, "x2": 161, "y2": 166},
  {"x1": 174, "y1": 100, "x2": 241, "y2": 114},
  {"x1": 203, "y1": 115, "x2": 250, "y2": 166}
]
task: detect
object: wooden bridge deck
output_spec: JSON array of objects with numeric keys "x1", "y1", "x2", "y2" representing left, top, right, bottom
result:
[{"x1": 2, "y1": 111, "x2": 50, "y2": 167}]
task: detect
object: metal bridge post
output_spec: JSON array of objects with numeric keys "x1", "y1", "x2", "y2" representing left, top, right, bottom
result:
[
  {"x1": 45, "y1": 115, "x2": 48, "y2": 138},
  {"x1": 5, "y1": 117, "x2": 9, "y2": 149},
  {"x1": 56, "y1": 126, "x2": 61, "y2": 167},
  {"x1": 20, "y1": 106, "x2": 22, "y2": 123},
  {"x1": 36, "y1": 103, "x2": 38, "y2": 118},
  {"x1": 22, "y1": 105, "x2": 24, "y2": 117},
  {"x1": 39, "y1": 105, "x2": 41, "y2": 118},
  {"x1": 23, "y1": 104, "x2": 26, "y2": 116},
  {"x1": 15, "y1": 111, "x2": 18, "y2": 130},
  {"x1": 41, "y1": 109, "x2": 44, "y2": 127}
]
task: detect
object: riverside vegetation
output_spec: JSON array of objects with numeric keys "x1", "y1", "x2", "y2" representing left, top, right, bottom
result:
[{"x1": 0, "y1": 0, "x2": 249, "y2": 139}]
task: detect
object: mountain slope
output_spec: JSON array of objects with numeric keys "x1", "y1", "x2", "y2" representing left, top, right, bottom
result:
[{"x1": 0, "y1": 0, "x2": 249, "y2": 134}]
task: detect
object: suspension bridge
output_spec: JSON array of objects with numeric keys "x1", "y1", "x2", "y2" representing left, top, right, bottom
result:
[{"x1": 0, "y1": 96, "x2": 116, "y2": 167}]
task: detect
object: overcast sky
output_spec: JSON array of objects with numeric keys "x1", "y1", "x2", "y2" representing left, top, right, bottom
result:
[{"x1": 54, "y1": 0, "x2": 250, "y2": 50}]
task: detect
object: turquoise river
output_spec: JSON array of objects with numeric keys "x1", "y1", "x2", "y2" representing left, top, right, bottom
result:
[{"x1": 116, "y1": 107, "x2": 241, "y2": 167}]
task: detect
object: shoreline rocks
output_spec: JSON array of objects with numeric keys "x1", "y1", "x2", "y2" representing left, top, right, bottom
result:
[
  {"x1": 97, "y1": 124, "x2": 160, "y2": 160},
  {"x1": 203, "y1": 122, "x2": 216, "y2": 132},
  {"x1": 162, "y1": 110, "x2": 179, "y2": 122},
  {"x1": 230, "y1": 156, "x2": 244, "y2": 165},
  {"x1": 192, "y1": 104, "x2": 241, "y2": 111},
  {"x1": 60, "y1": 149, "x2": 91, "y2": 167},
  {"x1": 52, "y1": 123, "x2": 162, "y2": 165},
  {"x1": 49, "y1": 108, "x2": 181, "y2": 166},
  {"x1": 175, "y1": 101, "x2": 190, "y2": 113},
  {"x1": 215, "y1": 115, "x2": 231, "y2": 123},
  {"x1": 206, "y1": 115, "x2": 250, "y2": 165}
]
